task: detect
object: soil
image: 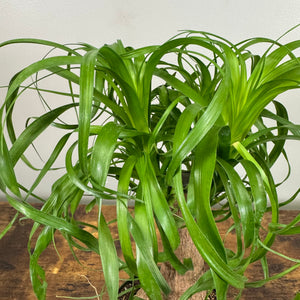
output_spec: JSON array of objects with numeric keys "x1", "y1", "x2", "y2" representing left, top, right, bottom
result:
[
  {"x1": 118, "y1": 279, "x2": 141, "y2": 299},
  {"x1": 118, "y1": 282, "x2": 217, "y2": 300}
]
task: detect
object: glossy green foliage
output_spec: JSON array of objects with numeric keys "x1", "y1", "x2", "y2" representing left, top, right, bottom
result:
[{"x1": 0, "y1": 27, "x2": 300, "y2": 299}]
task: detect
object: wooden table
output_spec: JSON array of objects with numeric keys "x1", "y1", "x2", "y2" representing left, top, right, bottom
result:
[{"x1": 0, "y1": 202, "x2": 299, "y2": 299}]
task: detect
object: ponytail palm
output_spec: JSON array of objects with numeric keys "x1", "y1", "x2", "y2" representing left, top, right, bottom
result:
[{"x1": 0, "y1": 28, "x2": 300, "y2": 299}]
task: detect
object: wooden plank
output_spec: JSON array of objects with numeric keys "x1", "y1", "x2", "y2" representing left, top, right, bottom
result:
[{"x1": 0, "y1": 202, "x2": 299, "y2": 299}]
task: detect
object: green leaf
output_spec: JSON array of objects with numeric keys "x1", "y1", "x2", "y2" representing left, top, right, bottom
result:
[
  {"x1": 240, "y1": 160, "x2": 267, "y2": 228},
  {"x1": 25, "y1": 133, "x2": 72, "y2": 201},
  {"x1": 212, "y1": 270, "x2": 229, "y2": 300},
  {"x1": 218, "y1": 159, "x2": 255, "y2": 248},
  {"x1": 29, "y1": 226, "x2": 53, "y2": 300},
  {"x1": 89, "y1": 122, "x2": 121, "y2": 300},
  {"x1": 217, "y1": 126, "x2": 231, "y2": 160},
  {"x1": 144, "y1": 154, "x2": 180, "y2": 250},
  {"x1": 179, "y1": 270, "x2": 214, "y2": 300},
  {"x1": 9, "y1": 103, "x2": 76, "y2": 166},
  {"x1": 189, "y1": 128, "x2": 226, "y2": 258},
  {"x1": 7, "y1": 195, "x2": 99, "y2": 253},
  {"x1": 166, "y1": 65, "x2": 229, "y2": 182},
  {"x1": 154, "y1": 68, "x2": 208, "y2": 106},
  {"x1": 294, "y1": 292, "x2": 300, "y2": 300},
  {"x1": 78, "y1": 49, "x2": 99, "y2": 174},
  {"x1": 4, "y1": 56, "x2": 82, "y2": 103},
  {"x1": 0, "y1": 212, "x2": 19, "y2": 240},
  {"x1": 0, "y1": 38, "x2": 82, "y2": 56},
  {"x1": 117, "y1": 155, "x2": 137, "y2": 274},
  {"x1": 129, "y1": 204, "x2": 170, "y2": 298},
  {"x1": 90, "y1": 122, "x2": 121, "y2": 185},
  {"x1": 98, "y1": 211, "x2": 119, "y2": 300},
  {"x1": 174, "y1": 171, "x2": 246, "y2": 289},
  {"x1": 0, "y1": 129, "x2": 20, "y2": 196}
]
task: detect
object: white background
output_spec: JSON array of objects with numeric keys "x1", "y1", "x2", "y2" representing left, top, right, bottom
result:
[{"x1": 0, "y1": 0, "x2": 299, "y2": 207}]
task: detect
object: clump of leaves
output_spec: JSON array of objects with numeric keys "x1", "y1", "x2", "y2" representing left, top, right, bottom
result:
[{"x1": 0, "y1": 26, "x2": 300, "y2": 300}]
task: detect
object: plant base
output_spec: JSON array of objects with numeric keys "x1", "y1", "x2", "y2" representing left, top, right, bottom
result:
[{"x1": 135, "y1": 227, "x2": 207, "y2": 299}]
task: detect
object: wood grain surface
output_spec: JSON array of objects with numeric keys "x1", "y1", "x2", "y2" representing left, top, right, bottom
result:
[{"x1": 0, "y1": 202, "x2": 299, "y2": 300}]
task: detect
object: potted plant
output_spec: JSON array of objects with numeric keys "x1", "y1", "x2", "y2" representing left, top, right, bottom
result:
[{"x1": 0, "y1": 26, "x2": 300, "y2": 300}]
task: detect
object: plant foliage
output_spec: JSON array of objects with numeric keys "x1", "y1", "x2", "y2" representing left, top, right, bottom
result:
[{"x1": 0, "y1": 27, "x2": 300, "y2": 299}]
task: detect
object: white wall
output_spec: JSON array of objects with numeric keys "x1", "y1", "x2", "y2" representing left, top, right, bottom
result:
[{"x1": 0, "y1": 0, "x2": 299, "y2": 207}]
